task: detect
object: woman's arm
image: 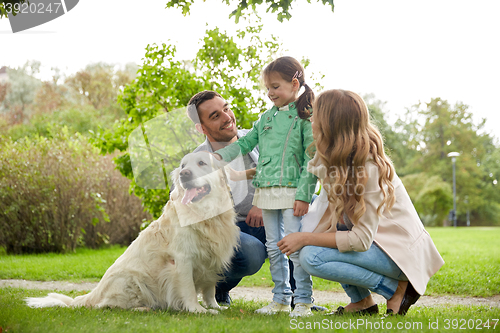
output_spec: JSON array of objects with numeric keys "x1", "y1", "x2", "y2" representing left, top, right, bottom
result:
[
  {"x1": 277, "y1": 232, "x2": 337, "y2": 256},
  {"x1": 335, "y1": 163, "x2": 383, "y2": 252}
]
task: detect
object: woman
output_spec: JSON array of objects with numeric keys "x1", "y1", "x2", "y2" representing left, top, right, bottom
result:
[{"x1": 277, "y1": 89, "x2": 444, "y2": 315}]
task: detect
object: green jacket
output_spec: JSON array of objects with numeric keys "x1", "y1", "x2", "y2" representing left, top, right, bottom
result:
[{"x1": 217, "y1": 102, "x2": 317, "y2": 203}]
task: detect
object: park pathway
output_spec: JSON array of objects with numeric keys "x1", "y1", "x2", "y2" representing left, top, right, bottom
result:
[{"x1": 1, "y1": 279, "x2": 499, "y2": 309}]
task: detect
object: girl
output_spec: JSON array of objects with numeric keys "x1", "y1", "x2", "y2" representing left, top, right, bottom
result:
[
  {"x1": 277, "y1": 89, "x2": 444, "y2": 315},
  {"x1": 214, "y1": 56, "x2": 318, "y2": 317}
]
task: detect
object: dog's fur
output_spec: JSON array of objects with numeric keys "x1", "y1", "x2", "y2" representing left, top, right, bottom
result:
[{"x1": 26, "y1": 152, "x2": 240, "y2": 314}]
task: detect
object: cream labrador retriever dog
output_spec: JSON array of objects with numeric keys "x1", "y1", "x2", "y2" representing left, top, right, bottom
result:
[{"x1": 26, "y1": 152, "x2": 240, "y2": 314}]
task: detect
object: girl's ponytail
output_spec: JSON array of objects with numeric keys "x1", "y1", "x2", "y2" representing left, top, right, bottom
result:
[{"x1": 296, "y1": 83, "x2": 314, "y2": 120}]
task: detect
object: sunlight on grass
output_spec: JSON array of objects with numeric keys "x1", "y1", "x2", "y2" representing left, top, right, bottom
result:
[
  {"x1": 0, "y1": 246, "x2": 126, "y2": 282},
  {"x1": 426, "y1": 227, "x2": 500, "y2": 297},
  {"x1": 1, "y1": 227, "x2": 499, "y2": 297}
]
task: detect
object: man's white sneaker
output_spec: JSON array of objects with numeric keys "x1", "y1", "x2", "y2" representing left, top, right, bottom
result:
[
  {"x1": 290, "y1": 303, "x2": 313, "y2": 317},
  {"x1": 255, "y1": 301, "x2": 291, "y2": 314}
]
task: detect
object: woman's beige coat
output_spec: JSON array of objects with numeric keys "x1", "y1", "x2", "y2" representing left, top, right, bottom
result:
[{"x1": 304, "y1": 153, "x2": 444, "y2": 295}]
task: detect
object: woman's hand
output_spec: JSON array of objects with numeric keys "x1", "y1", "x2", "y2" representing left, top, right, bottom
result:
[
  {"x1": 227, "y1": 166, "x2": 245, "y2": 181},
  {"x1": 278, "y1": 232, "x2": 309, "y2": 256},
  {"x1": 227, "y1": 167, "x2": 256, "y2": 181},
  {"x1": 293, "y1": 200, "x2": 309, "y2": 217}
]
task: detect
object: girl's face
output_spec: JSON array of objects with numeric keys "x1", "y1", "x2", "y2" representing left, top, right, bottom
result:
[{"x1": 264, "y1": 71, "x2": 299, "y2": 108}]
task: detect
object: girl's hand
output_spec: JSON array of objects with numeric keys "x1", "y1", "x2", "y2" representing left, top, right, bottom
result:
[
  {"x1": 278, "y1": 232, "x2": 309, "y2": 256},
  {"x1": 293, "y1": 200, "x2": 309, "y2": 217}
]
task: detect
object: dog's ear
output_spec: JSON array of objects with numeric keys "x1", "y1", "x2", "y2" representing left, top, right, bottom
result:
[
  {"x1": 169, "y1": 166, "x2": 182, "y2": 201},
  {"x1": 220, "y1": 166, "x2": 231, "y2": 186},
  {"x1": 206, "y1": 152, "x2": 228, "y2": 171}
]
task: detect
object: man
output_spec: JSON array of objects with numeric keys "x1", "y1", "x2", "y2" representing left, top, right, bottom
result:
[
  {"x1": 186, "y1": 91, "x2": 326, "y2": 312},
  {"x1": 187, "y1": 90, "x2": 266, "y2": 306}
]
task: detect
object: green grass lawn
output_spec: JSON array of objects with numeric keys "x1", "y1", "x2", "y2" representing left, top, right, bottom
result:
[
  {"x1": 2, "y1": 227, "x2": 499, "y2": 297},
  {"x1": 1, "y1": 227, "x2": 499, "y2": 332},
  {"x1": 1, "y1": 288, "x2": 499, "y2": 333}
]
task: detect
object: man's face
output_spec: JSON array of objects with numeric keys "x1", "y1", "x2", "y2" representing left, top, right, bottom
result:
[{"x1": 197, "y1": 96, "x2": 238, "y2": 144}]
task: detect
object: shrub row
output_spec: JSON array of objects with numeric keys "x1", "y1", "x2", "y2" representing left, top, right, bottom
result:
[{"x1": 0, "y1": 129, "x2": 151, "y2": 254}]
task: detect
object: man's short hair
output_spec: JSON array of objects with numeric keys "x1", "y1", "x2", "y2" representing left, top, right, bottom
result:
[{"x1": 187, "y1": 90, "x2": 222, "y2": 124}]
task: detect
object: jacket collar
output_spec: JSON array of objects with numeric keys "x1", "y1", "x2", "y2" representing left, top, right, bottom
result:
[{"x1": 270, "y1": 101, "x2": 296, "y2": 112}]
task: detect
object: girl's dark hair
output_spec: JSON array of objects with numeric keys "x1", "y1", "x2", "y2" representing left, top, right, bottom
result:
[{"x1": 262, "y1": 56, "x2": 314, "y2": 120}]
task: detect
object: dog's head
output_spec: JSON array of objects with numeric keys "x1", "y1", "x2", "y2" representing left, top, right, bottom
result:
[{"x1": 170, "y1": 152, "x2": 227, "y2": 205}]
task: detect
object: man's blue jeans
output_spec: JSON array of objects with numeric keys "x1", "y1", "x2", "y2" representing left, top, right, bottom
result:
[
  {"x1": 216, "y1": 222, "x2": 267, "y2": 293},
  {"x1": 300, "y1": 243, "x2": 407, "y2": 303}
]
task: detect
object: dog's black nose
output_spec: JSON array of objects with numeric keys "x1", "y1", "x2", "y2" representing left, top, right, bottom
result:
[{"x1": 180, "y1": 169, "x2": 192, "y2": 180}]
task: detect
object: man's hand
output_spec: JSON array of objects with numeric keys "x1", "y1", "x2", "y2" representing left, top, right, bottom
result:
[
  {"x1": 278, "y1": 232, "x2": 309, "y2": 256},
  {"x1": 245, "y1": 206, "x2": 263, "y2": 228},
  {"x1": 293, "y1": 200, "x2": 309, "y2": 217}
]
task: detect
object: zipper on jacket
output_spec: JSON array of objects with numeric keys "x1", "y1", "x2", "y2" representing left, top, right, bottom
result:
[
  {"x1": 293, "y1": 154, "x2": 303, "y2": 174},
  {"x1": 262, "y1": 126, "x2": 272, "y2": 134},
  {"x1": 279, "y1": 116, "x2": 299, "y2": 185}
]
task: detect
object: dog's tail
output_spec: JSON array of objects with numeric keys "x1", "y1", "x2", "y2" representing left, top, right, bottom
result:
[{"x1": 25, "y1": 293, "x2": 74, "y2": 308}]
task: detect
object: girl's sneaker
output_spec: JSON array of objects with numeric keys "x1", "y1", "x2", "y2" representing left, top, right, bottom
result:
[
  {"x1": 255, "y1": 301, "x2": 291, "y2": 314},
  {"x1": 290, "y1": 303, "x2": 313, "y2": 317}
]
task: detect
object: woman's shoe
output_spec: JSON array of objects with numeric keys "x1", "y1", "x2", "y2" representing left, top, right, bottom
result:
[
  {"x1": 386, "y1": 282, "x2": 420, "y2": 316},
  {"x1": 398, "y1": 282, "x2": 420, "y2": 315},
  {"x1": 327, "y1": 304, "x2": 379, "y2": 316}
]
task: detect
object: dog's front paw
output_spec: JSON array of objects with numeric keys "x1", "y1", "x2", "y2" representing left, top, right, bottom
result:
[
  {"x1": 133, "y1": 307, "x2": 151, "y2": 312},
  {"x1": 207, "y1": 309, "x2": 220, "y2": 315}
]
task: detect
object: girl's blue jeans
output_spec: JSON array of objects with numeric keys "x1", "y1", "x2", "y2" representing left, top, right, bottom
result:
[
  {"x1": 262, "y1": 209, "x2": 313, "y2": 305},
  {"x1": 299, "y1": 243, "x2": 407, "y2": 303}
]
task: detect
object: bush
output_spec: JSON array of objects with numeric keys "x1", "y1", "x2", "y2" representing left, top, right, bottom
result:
[
  {"x1": 81, "y1": 155, "x2": 151, "y2": 247},
  {"x1": 5, "y1": 104, "x2": 126, "y2": 142},
  {"x1": 401, "y1": 173, "x2": 453, "y2": 227},
  {"x1": 0, "y1": 129, "x2": 150, "y2": 254}
]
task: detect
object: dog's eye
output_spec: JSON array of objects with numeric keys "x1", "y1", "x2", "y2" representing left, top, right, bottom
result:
[
  {"x1": 181, "y1": 164, "x2": 185, "y2": 169},
  {"x1": 198, "y1": 161, "x2": 207, "y2": 166}
]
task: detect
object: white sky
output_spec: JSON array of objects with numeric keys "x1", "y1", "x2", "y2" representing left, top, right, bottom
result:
[{"x1": 1, "y1": 0, "x2": 499, "y2": 140}]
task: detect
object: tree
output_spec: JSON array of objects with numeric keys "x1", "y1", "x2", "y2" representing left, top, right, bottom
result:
[
  {"x1": 91, "y1": 24, "x2": 283, "y2": 219},
  {"x1": 401, "y1": 173, "x2": 453, "y2": 226},
  {"x1": 0, "y1": 61, "x2": 42, "y2": 124},
  {"x1": 364, "y1": 93, "x2": 416, "y2": 174},
  {"x1": 0, "y1": 0, "x2": 28, "y2": 19},
  {"x1": 165, "y1": 0, "x2": 334, "y2": 22},
  {"x1": 32, "y1": 68, "x2": 70, "y2": 116},
  {"x1": 0, "y1": 82, "x2": 8, "y2": 105},
  {"x1": 65, "y1": 63, "x2": 136, "y2": 110},
  {"x1": 399, "y1": 98, "x2": 499, "y2": 225}
]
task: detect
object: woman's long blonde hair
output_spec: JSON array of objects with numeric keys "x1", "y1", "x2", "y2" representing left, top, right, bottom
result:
[{"x1": 312, "y1": 89, "x2": 395, "y2": 225}]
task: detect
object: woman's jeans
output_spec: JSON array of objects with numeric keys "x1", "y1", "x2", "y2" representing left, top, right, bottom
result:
[
  {"x1": 300, "y1": 243, "x2": 407, "y2": 303},
  {"x1": 262, "y1": 209, "x2": 312, "y2": 305}
]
